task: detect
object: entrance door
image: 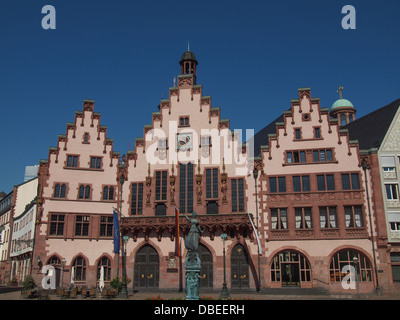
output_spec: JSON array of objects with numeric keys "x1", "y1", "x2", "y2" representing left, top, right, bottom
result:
[
  {"x1": 134, "y1": 245, "x2": 159, "y2": 289},
  {"x1": 231, "y1": 244, "x2": 249, "y2": 289},
  {"x1": 199, "y1": 244, "x2": 213, "y2": 288},
  {"x1": 282, "y1": 263, "x2": 300, "y2": 287}
]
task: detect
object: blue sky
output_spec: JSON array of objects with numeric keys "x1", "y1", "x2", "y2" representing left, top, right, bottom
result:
[{"x1": 0, "y1": 0, "x2": 399, "y2": 193}]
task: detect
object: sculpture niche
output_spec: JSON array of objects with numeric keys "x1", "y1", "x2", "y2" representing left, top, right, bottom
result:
[{"x1": 184, "y1": 212, "x2": 205, "y2": 300}]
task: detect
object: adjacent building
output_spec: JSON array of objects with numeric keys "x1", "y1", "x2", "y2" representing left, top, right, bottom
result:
[
  {"x1": 0, "y1": 191, "x2": 13, "y2": 283},
  {"x1": 9, "y1": 177, "x2": 38, "y2": 283},
  {"x1": 345, "y1": 98, "x2": 400, "y2": 289}
]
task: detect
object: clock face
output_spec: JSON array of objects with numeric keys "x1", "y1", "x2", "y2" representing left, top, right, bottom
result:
[{"x1": 177, "y1": 133, "x2": 192, "y2": 151}]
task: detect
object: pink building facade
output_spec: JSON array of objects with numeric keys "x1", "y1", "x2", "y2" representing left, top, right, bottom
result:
[{"x1": 30, "y1": 51, "x2": 393, "y2": 294}]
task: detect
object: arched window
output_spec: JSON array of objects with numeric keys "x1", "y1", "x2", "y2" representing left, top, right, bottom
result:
[
  {"x1": 47, "y1": 255, "x2": 61, "y2": 266},
  {"x1": 271, "y1": 250, "x2": 311, "y2": 286},
  {"x1": 72, "y1": 256, "x2": 86, "y2": 281},
  {"x1": 103, "y1": 187, "x2": 108, "y2": 200},
  {"x1": 54, "y1": 184, "x2": 60, "y2": 198},
  {"x1": 79, "y1": 185, "x2": 91, "y2": 199},
  {"x1": 103, "y1": 186, "x2": 115, "y2": 200},
  {"x1": 340, "y1": 114, "x2": 347, "y2": 126},
  {"x1": 330, "y1": 249, "x2": 372, "y2": 282},
  {"x1": 85, "y1": 186, "x2": 90, "y2": 199},
  {"x1": 60, "y1": 184, "x2": 66, "y2": 198},
  {"x1": 79, "y1": 185, "x2": 84, "y2": 199},
  {"x1": 97, "y1": 256, "x2": 111, "y2": 282}
]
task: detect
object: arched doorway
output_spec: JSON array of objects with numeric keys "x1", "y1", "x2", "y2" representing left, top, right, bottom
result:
[
  {"x1": 134, "y1": 245, "x2": 159, "y2": 289},
  {"x1": 231, "y1": 244, "x2": 249, "y2": 289},
  {"x1": 270, "y1": 250, "x2": 311, "y2": 287},
  {"x1": 199, "y1": 244, "x2": 213, "y2": 288}
]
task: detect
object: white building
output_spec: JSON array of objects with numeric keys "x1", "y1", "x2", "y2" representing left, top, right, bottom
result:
[{"x1": 8, "y1": 177, "x2": 38, "y2": 283}]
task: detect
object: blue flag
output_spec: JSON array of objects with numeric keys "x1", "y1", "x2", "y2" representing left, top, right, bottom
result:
[{"x1": 113, "y1": 210, "x2": 120, "y2": 254}]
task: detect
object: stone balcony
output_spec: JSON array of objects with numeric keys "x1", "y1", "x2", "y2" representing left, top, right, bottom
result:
[{"x1": 120, "y1": 213, "x2": 254, "y2": 242}]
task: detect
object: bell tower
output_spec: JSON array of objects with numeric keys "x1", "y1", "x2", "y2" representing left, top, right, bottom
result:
[{"x1": 179, "y1": 44, "x2": 198, "y2": 82}]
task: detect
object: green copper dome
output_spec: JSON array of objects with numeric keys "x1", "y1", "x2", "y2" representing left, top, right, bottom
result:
[{"x1": 331, "y1": 98, "x2": 355, "y2": 110}]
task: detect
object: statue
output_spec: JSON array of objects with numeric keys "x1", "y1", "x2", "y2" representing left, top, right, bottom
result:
[
  {"x1": 184, "y1": 212, "x2": 205, "y2": 252},
  {"x1": 184, "y1": 212, "x2": 204, "y2": 300}
]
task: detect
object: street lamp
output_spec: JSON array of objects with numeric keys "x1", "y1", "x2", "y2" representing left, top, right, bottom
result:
[
  {"x1": 120, "y1": 235, "x2": 129, "y2": 298},
  {"x1": 361, "y1": 160, "x2": 382, "y2": 295},
  {"x1": 117, "y1": 173, "x2": 125, "y2": 279},
  {"x1": 219, "y1": 233, "x2": 230, "y2": 300},
  {"x1": 61, "y1": 258, "x2": 66, "y2": 289},
  {"x1": 352, "y1": 255, "x2": 360, "y2": 299},
  {"x1": 253, "y1": 167, "x2": 261, "y2": 292}
]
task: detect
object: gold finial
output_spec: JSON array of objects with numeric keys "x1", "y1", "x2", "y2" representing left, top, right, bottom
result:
[
  {"x1": 171, "y1": 163, "x2": 174, "y2": 175},
  {"x1": 222, "y1": 157, "x2": 226, "y2": 173},
  {"x1": 337, "y1": 85, "x2": 344, "y2": 99}
]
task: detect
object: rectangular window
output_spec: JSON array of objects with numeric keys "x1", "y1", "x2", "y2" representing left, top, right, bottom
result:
[
  {"x1": 319, "y1": 207, "x2": 337, "y2": 228},
  {"x1": 351, "y1": 173, "x2": 360, "y2": 189},
  {"x1": 287, "y1": 151, "x2": 306, "y2": 164},
  {"x1": 318, "y1": 174, "x2": 335, "y2": 191},
  {"x1": 67, "y1": 155, "x2": 78, "y2": 167},
  {"x1": 293, "y1": 175, "x2": 310, "y2": 192},
  {"x1": 386, "y1": 184, "x2": 399, "y2": 200},
  {"x1": 342, "y1": 173, "x2": 360, "y2": 190},
  {"x1": 314, "y1": 127, "x2": 321, "y2": 138},
  {"x1": 49, "y1": 214, "x2": 65, "y2": 236},
  {"x1": 179, "y1": 163, "x2": 193, "y2": 213},
  {"x1": 295, "y1": 207, "x2": 312, "y2": 229},
  {"x1": 100, "y1": 216, "x2": 113, "y2": 237},
  {"x1": 326, "y1": 174, "x2": 335, "y2": 190},
  {"x1": 390, "y1": 222, "x2": 400, "y2": 231},
  {"x1": 155, "y1": 171, "x2": 168, "y2": 201},
  {"x1": 278, "y1": 177, "x2": 286, "y2": 193},
  {"x1": 90, "y1": 157, "x2": 102, "y2": 169},
  {"x1": 313, "y1": 149, "x2": 333, "y2": 162},
  {"x1": 131, "y1": 183, "x2": 144, "y2": 215},
  {"x1": 179, "y1": 116, "x2": 190, "y2": 127},
  {"x1": 293, "y1": 176, "x2": 301, "y2": 192},
  {"x1": 75, "y1": 215, "x2": 90, "y2": 236},
  {"x1": 271, "y1": 208, "x2": 288, "y2": 230},
  {"x1": 231, "y1": 178, "x2": 245, "y2": 212},
  {"x1": 317, "y1": 175, "x2": 325, "y2": 191},
  {"x1": 206, "y1": 168, "x2": 219, "y2": 198},
  {"x1": 295, "y1": 129, "x2": 301, "y2": 140},
  {"x1": 342, "y1": 174, "x2": 351, "y2": 190},
  {"x1": 269, "y1": 177, "x2": 286, "y2": 193},
  {"x1": 201, "y1": 136, "x2": 211, "y2": 146},
  {"x1": 302, "y1": 175, "x2": 310, "y2": 191},
  {"x1": 158, "y1": 139, "x2": 168, "y2": 149},
  {"x1": 344, "y1": 205, "x2": 364, "y2": 228},
  {"x1": 269, "y1": 177, "x2": 277, "y2": 193}
]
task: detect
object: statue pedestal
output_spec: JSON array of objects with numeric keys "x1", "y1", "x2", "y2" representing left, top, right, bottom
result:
[{"x1": 184, "y1": 251, "x2": 201, "y2": 300}]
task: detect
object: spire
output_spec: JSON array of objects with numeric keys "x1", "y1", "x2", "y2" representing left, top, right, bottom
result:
[{"x1": 187, "y1": 41, "x2": 190, "y2": 52}]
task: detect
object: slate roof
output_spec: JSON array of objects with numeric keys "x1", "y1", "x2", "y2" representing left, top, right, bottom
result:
[
  {"x1": 344, "y1": 98, "x2": 400, "y2": 150},
  {"x1": 248, "y1": 113, "x2": 284, "y2": 157}
]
